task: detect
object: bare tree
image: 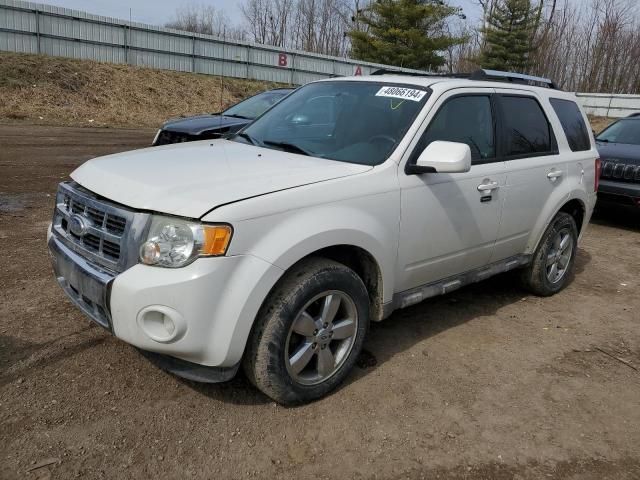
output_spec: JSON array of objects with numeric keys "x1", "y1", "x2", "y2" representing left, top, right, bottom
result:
[
  {"x1": 240, "y1": 0, "x2": 363, "y2": 56},
  {"x1": 165, "y1": 4, "x2": 229, "y2": 36},
  {"x1": 529, "y1": 0, "x2": 640, "y2": 93}
]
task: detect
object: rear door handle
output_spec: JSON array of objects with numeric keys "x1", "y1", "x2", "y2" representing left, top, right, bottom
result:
[
  {"x1": 547, "y1": 169, "x2": 563, "y2": 180},
  {"x1": 477, "y1": 181, "x2": 500, "y2": 192}
]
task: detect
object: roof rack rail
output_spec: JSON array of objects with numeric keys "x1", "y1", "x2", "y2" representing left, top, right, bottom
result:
[
  {"x1": 370, "y1": 68, "x2": 558, "y2": 89},
  {"x1": 470, "y1": 69, "x2": 558, "y2": 89},
  {"x1": 370, "y1": 68, "x2": 471, "y2": 79}
]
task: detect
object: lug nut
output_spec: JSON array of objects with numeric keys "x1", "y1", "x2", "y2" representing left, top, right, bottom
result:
[
  {"x1": 321, "y1": 345, "x2": 326, "y2": 350},
  {"x1": 313, "y1": 329, "x2": 318, "y2": 335},
  {"x1": 312, "y1": 342, "x2": 317, "y2": 349},
  {"x1": 323, "y1": 323, "x2": 328, "y2": 328}
]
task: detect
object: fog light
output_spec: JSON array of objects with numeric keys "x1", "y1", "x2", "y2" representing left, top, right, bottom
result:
[
  {"x1": 137, "y1": 306, "x2": 186, "y2": 343},
  {"x1": 163, "y1": 315, "x2": 175, "y2": 335}
]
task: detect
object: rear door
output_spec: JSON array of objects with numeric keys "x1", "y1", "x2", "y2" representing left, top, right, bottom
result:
[
  {"x1": 492, "y1": 90, "x2": 565, "y2": 259},
  {"x1": 396, "y1": 88, "x2": 507, "y2": 291}
]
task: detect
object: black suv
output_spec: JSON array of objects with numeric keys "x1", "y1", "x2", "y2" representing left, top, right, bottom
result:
[
  {"x1": 596, "y1": 114, "x2": 640, "y2": 207},
  {"x1": 153, "y1": 88, "x2": 294, "y2": 146}
]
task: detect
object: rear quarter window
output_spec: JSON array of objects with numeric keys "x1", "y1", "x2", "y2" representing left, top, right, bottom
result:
[{"x1": 550, "y1": 98, "x2": 591, "y2": 152}]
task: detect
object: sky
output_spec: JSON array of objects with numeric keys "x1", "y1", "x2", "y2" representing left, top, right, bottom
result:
[{"x1": 32, "y1": 0, "x2": 484, "y2": 28}]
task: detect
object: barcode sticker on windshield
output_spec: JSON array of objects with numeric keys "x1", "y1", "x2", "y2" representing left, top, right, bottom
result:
[{"x1": 375, "y1": 86, "x2": 427, "y2": 102}]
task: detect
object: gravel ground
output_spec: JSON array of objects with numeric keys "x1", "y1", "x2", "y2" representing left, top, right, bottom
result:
[{"x1": 1, "y1": 125, "x2": 639, "y2": 480}]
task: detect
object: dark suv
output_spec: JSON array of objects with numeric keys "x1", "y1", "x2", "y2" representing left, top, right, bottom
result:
[
  {"x1": 153, "y1": 88, "x2": 294, "y2": 146},
  {"x1": 596, "y1": 114, "x2": 640, "y2": 207}
]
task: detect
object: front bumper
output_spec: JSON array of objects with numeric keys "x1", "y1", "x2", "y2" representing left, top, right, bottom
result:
[
  {"x1": 48, "y1": 226, "x2": 284, "y2": 371},
  {"x1": 598, "y1": 179, "x2": 640, "y2": 206},
  {"x1": 48, "y1": 233, "x2": 115, "y2": 331}
]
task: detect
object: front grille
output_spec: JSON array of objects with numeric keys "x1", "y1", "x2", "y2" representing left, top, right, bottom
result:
[
  {"x1": 600, "y1": 159, "x2": 640, "y2": 184},
  {"x1": 52, "y1": 182, "x2": 150, "y2": 273},
  {"x1": 106, "y1": 214, "x2": 126, "y2": 235},
  {"x1": 59, "y1": 192, "x2": 126, "y2": 263}
]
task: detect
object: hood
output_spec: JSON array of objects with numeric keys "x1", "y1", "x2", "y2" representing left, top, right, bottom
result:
[
  {"x1": 162, "y1": 115, "x2": 249, "y2": 135},
  {"x1": 596, "y1": 142, "x2": 640, "y2": 165},
  {"x1": 71, "y1": 140, "x2": 372, "y2": 218}
]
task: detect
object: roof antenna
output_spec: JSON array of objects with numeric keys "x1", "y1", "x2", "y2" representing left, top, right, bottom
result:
[{"x1": 219, "y1": 26, "x2": 226, "y2": 122}]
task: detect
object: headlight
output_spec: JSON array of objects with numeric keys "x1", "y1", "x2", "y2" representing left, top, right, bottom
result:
[{"x1": 139, "y1": 216, "x2": 232, "y2": 268}]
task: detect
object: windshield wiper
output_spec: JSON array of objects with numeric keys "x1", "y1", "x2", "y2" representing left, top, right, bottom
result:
[
  {"x1": 263, "y1": 140, "x2": 312, "y2": 156},
  {"x1": 233, "y1": 132, "x2": 258, "y2": 145},
  {"x1": 596, "y1": 138, "x2": 609, "y2": 143},
  {"x1": 224, "y1": 114, "x2": 252, "y2": 120}
]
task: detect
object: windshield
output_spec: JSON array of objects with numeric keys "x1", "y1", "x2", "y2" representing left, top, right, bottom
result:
[
  {"x1": 596, "y1": 119, "x2": 640, "y2": 146},
  {"x1": 223, "y1": 90, "x2": 290, "y2": 119},
  {"x1": 234, "y1": 81, "x2": 430, "y2": 165}
]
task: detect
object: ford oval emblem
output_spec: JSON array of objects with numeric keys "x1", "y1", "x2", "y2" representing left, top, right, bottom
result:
[{"x1": 69, "y1": 214, "x2": 90, "y2": 237}]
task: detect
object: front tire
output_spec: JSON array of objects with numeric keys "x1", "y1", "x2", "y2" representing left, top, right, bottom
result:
[
  {"x1": 520, "y1": 212, "x2": 578, "y2": 296},
  {"x1": 243, "y1": 258, "x2": 369, "y2": 405}
]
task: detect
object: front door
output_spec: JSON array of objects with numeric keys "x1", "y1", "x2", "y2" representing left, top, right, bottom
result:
[{"x1": 396, "y1": 89, "x2": 506, "y2": 292}]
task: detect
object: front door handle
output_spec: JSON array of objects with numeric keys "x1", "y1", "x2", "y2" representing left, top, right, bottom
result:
[
  {"x1": 477, "y1": 181, "x2": 500, "y2": 192},
  {"x1": 547, "y1": 169, "x2": 563, "y2": 180}
]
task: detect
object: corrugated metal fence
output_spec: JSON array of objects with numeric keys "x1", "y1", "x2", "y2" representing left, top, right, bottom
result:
[
  {"x1": 0, "y1": 0, "x2": 426, "y2": 85},
  {"x1": 575, "y1": 93, "x2": 640, "y2": 118},
  {"x1": 1, "y1": 0, "x2": 640, "y2": 117}
]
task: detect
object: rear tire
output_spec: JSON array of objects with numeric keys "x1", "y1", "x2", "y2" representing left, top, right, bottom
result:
[
  {"x1": 243, "y1": 257, "x2": 370, "y2": 405},
  {"x1": 520, "y1": 212, "x2": 578, "y2": 296}
]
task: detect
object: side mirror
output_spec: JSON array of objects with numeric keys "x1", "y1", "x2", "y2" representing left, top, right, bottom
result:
[{"x1": 407, "y1": 140, "x2": 472, "y2": 174}]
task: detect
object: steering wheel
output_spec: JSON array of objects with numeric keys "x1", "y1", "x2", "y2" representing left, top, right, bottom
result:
[{"x1": 367, "y1": 134, "x2": 397, "y2": 147}]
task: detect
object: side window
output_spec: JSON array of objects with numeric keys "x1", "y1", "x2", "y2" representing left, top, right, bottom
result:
[
  {"x1": 415, "y1": 95, "x2": 495, "y2": 163},
  {"x1": 500, "y1": 96, "x2": 554, "y2": 156},
  {"x1": 549, "y1": 98, "x2": 591, "y2": 151}
]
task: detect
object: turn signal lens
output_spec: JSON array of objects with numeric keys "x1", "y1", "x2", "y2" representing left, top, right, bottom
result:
[
  {"x1": 202, "y1": 225, "x2": 233, "y2": 256},
  {"x1": 594, "y1": 157, "x2": 601, "y2": 192}
]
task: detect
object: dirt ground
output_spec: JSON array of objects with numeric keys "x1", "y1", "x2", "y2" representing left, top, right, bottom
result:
[{"x1": 1, "y1": 124, "x2": 639, "y2": 480}]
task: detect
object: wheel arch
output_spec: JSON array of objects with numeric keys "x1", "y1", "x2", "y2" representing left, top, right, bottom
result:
[
  {"x1": 528, "y1": 194, "x2": 588, "y2": 254},
  {"x1": 558, "y1": 198, "x2": 586, "y2": 234},
  {"x1": 289, "y1": 244, "x2": 385, "y2": 322},
  {"x1": 236, "y1": 243, "x2": 386, "y2": 376}
]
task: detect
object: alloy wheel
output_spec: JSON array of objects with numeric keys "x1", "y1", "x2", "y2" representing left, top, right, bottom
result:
[
  {"x1": 284, "y1": 290, "x2": 358, "y2": 386},
  {"x1": 546, "y1": 227, "x2": 574, "y2": 284}
]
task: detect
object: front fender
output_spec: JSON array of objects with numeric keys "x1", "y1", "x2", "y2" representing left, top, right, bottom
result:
[{"x1": 224, "y1": 192, "x2": 400, "y2": 303}]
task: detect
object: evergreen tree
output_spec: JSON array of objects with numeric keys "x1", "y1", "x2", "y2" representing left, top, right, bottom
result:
[
  {"x1": 348, "y1": 0, "x2": 465, "y2": 71},
  {"x1": 479, "y1": 0, "x2": 538, "y2": 72}
]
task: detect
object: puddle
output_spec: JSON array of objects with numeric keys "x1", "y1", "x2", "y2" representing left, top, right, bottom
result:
[{"x1": 0, "y1": 193, "x2": 27, "y2": 213}]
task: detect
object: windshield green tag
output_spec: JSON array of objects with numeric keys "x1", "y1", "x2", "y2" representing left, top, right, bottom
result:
[{"x1": 375, "y1": 86, "x2": 427, "y2": 102}]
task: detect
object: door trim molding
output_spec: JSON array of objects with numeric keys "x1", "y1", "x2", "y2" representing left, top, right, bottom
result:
[{"x1": 382, "y1": 253, "x2": 531, "y2": 318}]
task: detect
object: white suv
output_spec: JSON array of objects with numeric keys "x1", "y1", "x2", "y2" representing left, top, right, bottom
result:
[{"x1": 48, "y1": 70, "x2": 599, "y2": 404}]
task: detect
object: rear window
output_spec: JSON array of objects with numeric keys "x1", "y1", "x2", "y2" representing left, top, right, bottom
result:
[
  {"x1": 500, "y1": 96, "x2": 554, "y2": 157},
  {"x1": 550, "y1": 98, "x2": 591, "y2": 151}
]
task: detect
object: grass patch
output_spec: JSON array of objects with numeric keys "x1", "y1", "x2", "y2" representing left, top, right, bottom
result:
[{"x1": 0, "y1": 52, "x2": 285, "y2": 128}]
